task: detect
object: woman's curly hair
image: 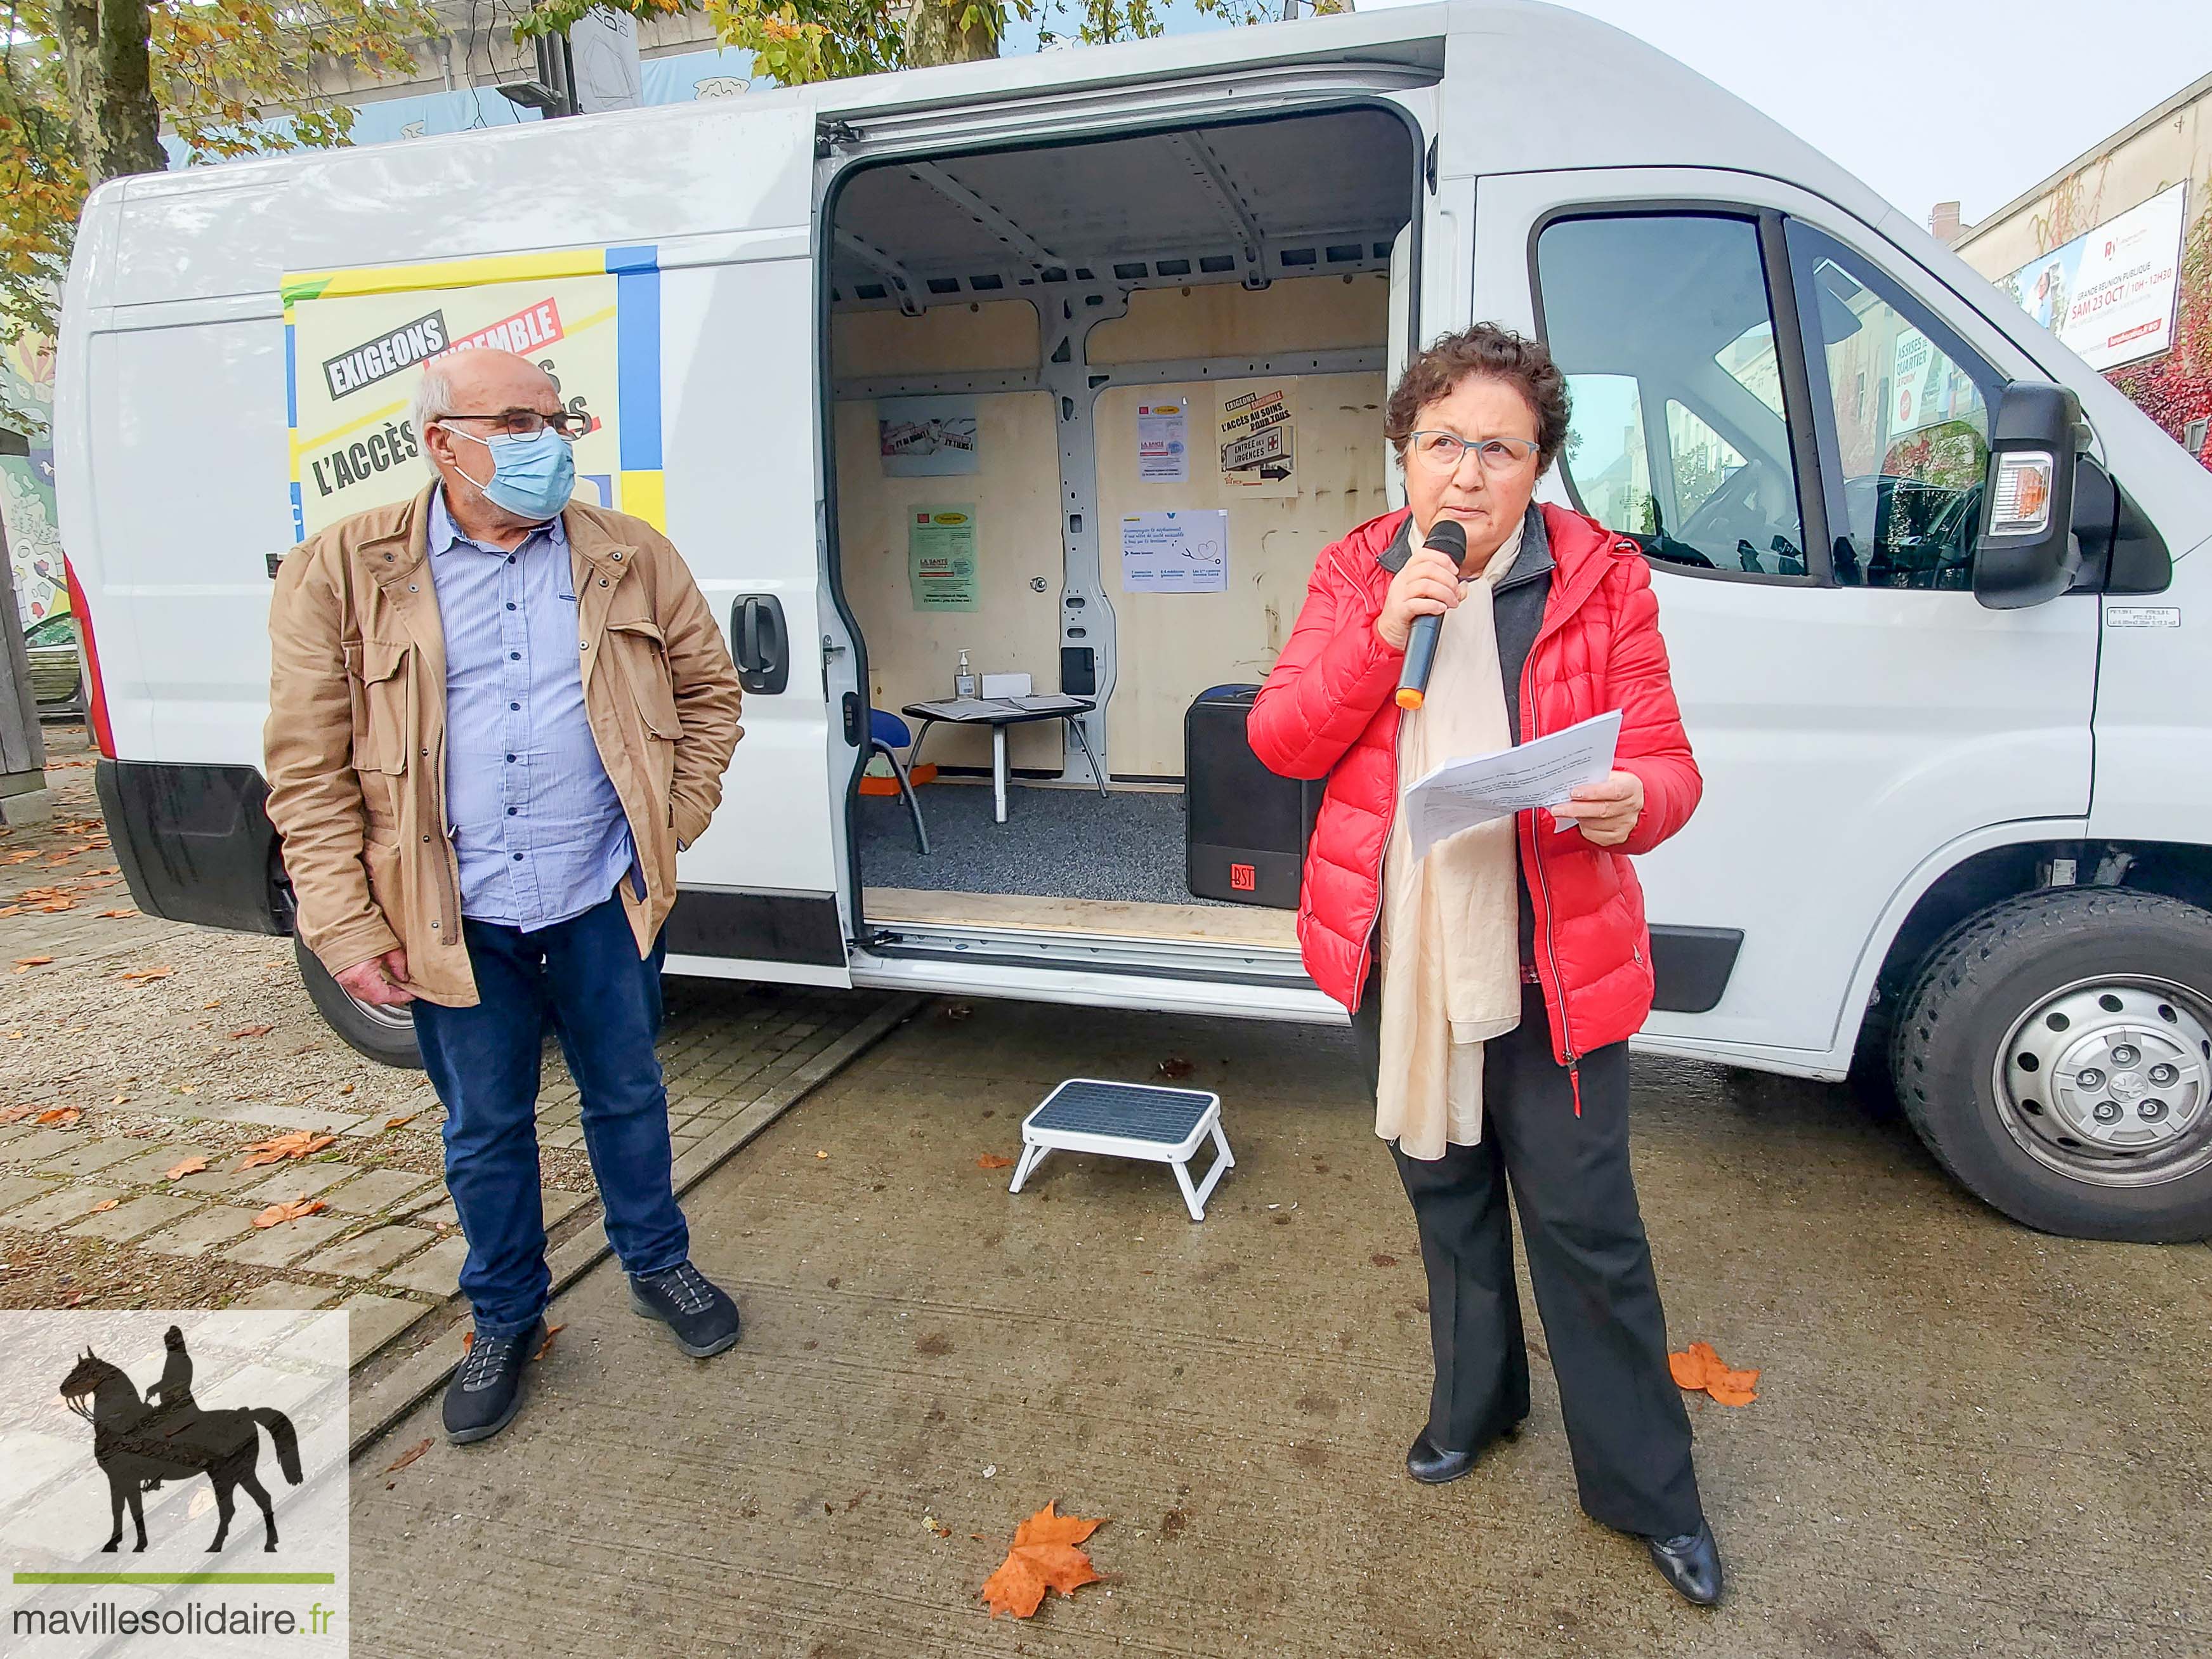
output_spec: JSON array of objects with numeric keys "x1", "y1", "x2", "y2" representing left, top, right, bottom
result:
[{"x1": 1384, "y1": 323, "x2": 1571, "y2": 471}]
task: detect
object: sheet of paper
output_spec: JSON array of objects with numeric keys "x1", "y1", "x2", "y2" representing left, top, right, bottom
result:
[
  {"x1": 908, "y1": 696, "x2": 1024, "y2": 721},
  {"x1": 1136, "y1": 398, "x2": 1189, "y2": 482},
  {"x1": 907, "y1": 505, "x2": 979, "y2": 612},
  {"x1": 1120, "y1": 509, "x2": 1227, "y2": 594},
  {"x1": 1403, "y1": 711, "x2": 1622, "y2": 861},
  {"x1": 1010, "y1": 693, "x2": 1088, "y2": 713}
]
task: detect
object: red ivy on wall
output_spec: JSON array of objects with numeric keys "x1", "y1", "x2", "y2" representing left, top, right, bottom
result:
[{"x1": 2107, "y1": 203, "x2": 2212, "y2": 469}]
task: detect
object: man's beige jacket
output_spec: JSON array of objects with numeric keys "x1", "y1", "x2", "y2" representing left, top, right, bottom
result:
[{"x1": 265, "y1": 484, "x2": 743, "y2": 1006}]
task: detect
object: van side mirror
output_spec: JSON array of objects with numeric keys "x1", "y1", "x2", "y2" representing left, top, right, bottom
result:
[{"x1": 1973, "y1": 381, "x2": 2087, "y2": 610}]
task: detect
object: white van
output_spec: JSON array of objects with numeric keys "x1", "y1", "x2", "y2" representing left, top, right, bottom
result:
[{"x1": 61, "y1": 2, "x2": 2212, "y2": 1242}]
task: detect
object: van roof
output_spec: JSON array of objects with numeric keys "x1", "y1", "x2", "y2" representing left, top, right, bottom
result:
[{"x1": 75, "y1": 1, "x2": 1902, "y2": 313}]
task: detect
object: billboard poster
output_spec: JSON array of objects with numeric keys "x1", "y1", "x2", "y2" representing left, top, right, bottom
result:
[
  {"x1": 282, "y1": 247, "x2": 666, "y2": 542},
  {"x1": 2000, "y1": 182, "x2": 2190, "y2": 372}
]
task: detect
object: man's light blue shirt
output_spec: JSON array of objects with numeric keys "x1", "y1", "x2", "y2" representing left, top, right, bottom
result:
[{"x1": 426, "y1": 486, "x2": 635, "y2": 931}]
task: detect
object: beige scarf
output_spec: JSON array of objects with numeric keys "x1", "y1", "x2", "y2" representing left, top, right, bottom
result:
[{"x1": 1375, "y1": 519, "x2": 1526, "y2": 1160}]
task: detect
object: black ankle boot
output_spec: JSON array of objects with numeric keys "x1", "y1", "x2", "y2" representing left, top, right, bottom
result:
[{"x1": 1646, "y1": 1520, "x2": 1723, "y2": 1606}]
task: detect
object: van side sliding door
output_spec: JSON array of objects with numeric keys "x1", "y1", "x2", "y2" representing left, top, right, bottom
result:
[
  {"x1": 1473, "y1": 169, "x2": 2099, "y2": 1073},
  {"x1": 658, "y1": 107, "x2": 852, "y2": 987}
]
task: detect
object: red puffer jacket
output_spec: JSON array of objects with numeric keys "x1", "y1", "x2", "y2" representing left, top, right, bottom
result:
[{"x1": 1248, "y1": 502, "x2": 1700, "y2": 1072}]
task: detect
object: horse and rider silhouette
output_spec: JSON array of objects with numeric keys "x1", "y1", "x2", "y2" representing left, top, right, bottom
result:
[{"x1": 57, "y1": 1327, "x2": 303, "y2": 1554}]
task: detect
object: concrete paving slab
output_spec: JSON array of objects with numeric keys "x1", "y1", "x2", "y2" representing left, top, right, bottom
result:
[
  {"x1": 299, "y1": 1224, "x2": 435, "y2": 1279},
  {"x1": 0, "y1": 1129, "x2": 91, "y2": 1165},
  {"x1": 218, "y1": 1210, "x2": 352, "y2": 1268},
  {"x1": 341, "y1": 1293, "x2": 431, "y2": 1365},
  {"x1": 102, "y1": 1143, "x2": 225, "y2": 1187},
  {"x1": 353, "y1": 997, "x2": 2212, "y2": 1659},
  {"x1": 228, "y1": 1280, "x2": 339, "y2": 1311},
  {"x1": 0, "y1": 1182, "x2": 124, "y2": 1231},
  {"x1": 322, "y1": 1169, "x2": 438, "y2": 1216},
  {"x1": 31, "y1": 1137, "x2": 145, "y2": 1177},
  {"x1": 136, "y1": 1202, "x2": 263, "y2": 1258},
  {"x1": 242, "y1": 1161, "x2": 360, "y2": 1205},
  {"x1": 378, "y1": 1235, "x2": 467, "y2": 1299},
  {"x1": 540, "y1": 1188, "x2": 587, "y2": 1226},
  {"x1": 0, "y1": 1173, "x2": 60, "y2": 1216},
  {"x1": 62, "y1": 1191, "x2": 201, "y2": 1243}
]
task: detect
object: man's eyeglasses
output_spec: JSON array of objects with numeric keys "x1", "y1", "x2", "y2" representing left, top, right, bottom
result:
[
  {"x1": 1405, "y1": 430, "x2": 1540, "y2": 475},
  {"x1": 435, "y1": 410, "x2": 589, "y2": 440}
]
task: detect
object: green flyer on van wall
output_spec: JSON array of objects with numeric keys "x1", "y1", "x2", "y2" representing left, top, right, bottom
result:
[{"x1": 908, "y1": 505, "x2": 979, "y2": 611}]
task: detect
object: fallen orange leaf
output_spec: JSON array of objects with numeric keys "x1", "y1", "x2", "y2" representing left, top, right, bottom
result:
[
  {"x1": 97, "y1": 908, "x2": 137, "y2": 919},
  {"x1": 976, "y1": 1153, "x2": 1015, "y2": 1170},
  {"x1": 0, "y1": 1106, "x2": 32, "y2": 1124},
  {"x1": 12, "y1": 956, "x2": 54, "y2": 971},
  {"x1": 226, "y1": 1025, "x2": 275, "y2": 1040},
  {"x1": 1670, "y1": 1339, "x2": 1760, "y2": 1407},
  {"x1": 980, "y1": 1501, "x2": 1107, "y2": 1620},
  {"x1": 250, "y1": 1198, "x2": 327, "y2": 1229},
  {"x1": 35, "y1": 1107, "x2": 79, "y2": 1125},
  {"x1": 119, "y1": 966, "x2": 174, "y2": 985},
  {"x1": 88, "y1": 1198, "x2": 121, "y2": 1213},
  {"x1": 384, "y1": 1113, "x2": 419, "y2": 1131},
  {"x1": 163, "y1": 1157, "x2": 210, "y2": 1181},
  {"x1": 534, "y1": 1323, "x2": 565, "y2": 1360},
  {"x1": 384, "y1": 1438, "x2": 432, "y2": 1474},
  {"x1": 238, "y1": 1131, "x2": 338, "y2": 1169}
]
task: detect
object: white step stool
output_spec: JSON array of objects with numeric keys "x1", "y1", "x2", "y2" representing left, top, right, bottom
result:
[{"x1": 1009, "y1": 1078, "x2": 1235, "y2": 1222}]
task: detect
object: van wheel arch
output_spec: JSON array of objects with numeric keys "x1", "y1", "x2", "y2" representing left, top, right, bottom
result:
[{"x1": 294, "y1": 936, "x2": 423, "y2": 1069}]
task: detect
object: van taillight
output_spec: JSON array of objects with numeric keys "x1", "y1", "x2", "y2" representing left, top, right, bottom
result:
[{"x1": 62, "y1": 556, "x2": 115, "y2": 759}]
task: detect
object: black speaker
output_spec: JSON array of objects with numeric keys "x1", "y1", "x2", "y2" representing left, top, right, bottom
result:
[{"x1": 1185, "y1": 687, "x2": 1321, "y2": 908}]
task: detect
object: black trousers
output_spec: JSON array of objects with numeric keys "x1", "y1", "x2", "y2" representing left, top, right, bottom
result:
[{"x1": 1358, "y1": 976, "x2": 1703, "y2": 1538}]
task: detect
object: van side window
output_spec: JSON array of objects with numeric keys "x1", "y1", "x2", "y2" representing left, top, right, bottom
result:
[
  {"x1": 1785, "y1": 221, "x2": 2000, "y2": 590},
  {"x1": 1536, "y1": 213, "x2": 1807, "y2": 578}
]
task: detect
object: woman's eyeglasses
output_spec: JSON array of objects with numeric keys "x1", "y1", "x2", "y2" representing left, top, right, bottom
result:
[
  {"x1": 1405, "y1": 430, "x2": 1540, "y2": 474},
  {"x1": 436, "y1": 410, "x2": 590, "y2": 440}
]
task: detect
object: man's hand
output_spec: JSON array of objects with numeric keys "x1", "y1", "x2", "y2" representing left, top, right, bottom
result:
[
  {"x1": 1550, "y1": 770, "x2": 1644, "y2": 848},
  {"x1": 334, "y1": 949, "x2": 414, "y2": 1007}
]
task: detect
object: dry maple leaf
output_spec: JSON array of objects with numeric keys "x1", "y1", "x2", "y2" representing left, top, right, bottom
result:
[
  {"x1": 238, "y1": 1131, "x2": 338, "y2": 1169},
  {"x1": 1669, "y1": 1340, "x2": 1760, "y2": 1407},
  {"x1": 88, "y1": 1198, "x2": 121, "y2": 1213},
  {"x1": 226, "y1": 1025, "x2": 275, "y2": 1040},
  {"x1": 533, "y1": 1323, "x2": 565, "y2": 1360},
  {"x1": 35, "y1": 1107, "x2": 80, "y2": 1125},
  {"x1": 976, "y1": 1153, "x2": 1016, "y2": 1170},
  {"x1": 384, "y1": 1438, "x2": 433, "y2": 1475},
  {"x1": 0, "y1": 1106, "x2": 31, "y2": 1124},
  {"x1": 980, "y1": 1502, "x2": 1107, "y2": 1620},
  {"x1": 384, "y1": 1113, "x2": 419, "y2": 1131},
  {"x1": 163, "y1": 1157, "x2": 210, "y2": 1182},
  {"x1": 250, "y1": 1198, "x2": 327, "y2": 1229}
]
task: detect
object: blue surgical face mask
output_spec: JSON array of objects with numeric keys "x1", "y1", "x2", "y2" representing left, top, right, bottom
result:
[{"x1": 446, "y1": 424, "x2": 575, "y2": 521}]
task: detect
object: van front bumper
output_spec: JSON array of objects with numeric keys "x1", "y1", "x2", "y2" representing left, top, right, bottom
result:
[{"x1": 95, "y1": 759, "x2": 293, "y2": 936}]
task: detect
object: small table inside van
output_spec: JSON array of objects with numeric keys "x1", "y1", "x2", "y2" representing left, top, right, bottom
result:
[{"x1": 902, "y1": 695, "x2": 1104, "y2": 823}]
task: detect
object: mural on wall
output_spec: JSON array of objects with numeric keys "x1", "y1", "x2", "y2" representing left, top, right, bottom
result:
[{"x1": 1, "y1": 334, "x2": 60, "y2": 628}]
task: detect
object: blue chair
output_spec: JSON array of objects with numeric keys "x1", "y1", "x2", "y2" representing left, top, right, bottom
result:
[{"x1": 868, "y1": 708, "x2": 930, "y2": 855}]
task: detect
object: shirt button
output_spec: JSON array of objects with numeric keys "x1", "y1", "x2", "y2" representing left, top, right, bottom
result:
[
  {"x1": 509, "y1": 651, "x2": 521, "y2": 660},
  {"x1": 512, "y1": 852, "x2": 524, "y2": 862},
  {"x1": 506, "y1": 602, "x2": 516, "y2": 612},
  {"x1": 507, "y1": 555, "x2": 516, "y2": 564},
  {"x1": 509, "y1": 702, "x2": 521, "y2": 711},
  {"x1": 506, "y1": 753, "x2": 516, "y2": 762}
]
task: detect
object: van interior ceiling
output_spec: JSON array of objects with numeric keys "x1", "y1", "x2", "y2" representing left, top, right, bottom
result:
[{"x1": 824, "y1": 105, "x2": 1419, "y2": 961}]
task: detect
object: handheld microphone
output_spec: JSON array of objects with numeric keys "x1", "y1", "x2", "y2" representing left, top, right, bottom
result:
[{"x1": 1394, "y1": 518, "x2": 1469, "y2": 711}]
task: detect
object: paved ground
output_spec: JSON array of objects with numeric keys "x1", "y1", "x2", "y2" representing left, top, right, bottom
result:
[
  {"x1": 0, "y1": 726, "x2": 897, "y2": 1372},
  {"x1": 353, "y1": 995, "x2": 2212, "y2": 1658}
]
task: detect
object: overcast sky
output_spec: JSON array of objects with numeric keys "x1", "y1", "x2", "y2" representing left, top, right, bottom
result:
[{"x1": 1007, "y1": 0, "x2": 2212, "y2": 231}]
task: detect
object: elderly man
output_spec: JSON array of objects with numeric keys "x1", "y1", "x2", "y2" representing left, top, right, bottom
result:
[{"x1": 266, "y1": 348, "x2": 745, "y2": 1445}]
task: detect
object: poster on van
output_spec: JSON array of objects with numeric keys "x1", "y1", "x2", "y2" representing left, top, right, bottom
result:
[
  {"x1": 1217, "y1": 383, "x2": 1297, "y2": 495},
  {"x1": 282, "y1": 249, "x2": 664, "y2": 542},
  {"x1": 1998, "y1": 182, "x2": 2189, "y2": 372}
]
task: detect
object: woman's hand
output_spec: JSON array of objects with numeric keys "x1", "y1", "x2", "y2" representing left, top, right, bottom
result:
[
  {"x1": 1376, "y1": 546, "x2": 1467, "y2": 651},
  {"x1": 1550, "y1": 771, "x2": 1644, "y2": 847}
]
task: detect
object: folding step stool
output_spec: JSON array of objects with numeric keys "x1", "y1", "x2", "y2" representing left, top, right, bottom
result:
[{"x1": 1009, "y1": 1079, "x2": 1235, "y2": 1222}]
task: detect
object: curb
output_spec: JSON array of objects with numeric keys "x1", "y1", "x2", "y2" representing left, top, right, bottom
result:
[{"x1": 346, "y1": 992, "x2": 925, "y2": 1460}]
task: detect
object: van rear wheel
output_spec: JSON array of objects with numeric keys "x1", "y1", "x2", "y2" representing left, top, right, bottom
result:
[
  {"x1": 294, "y1": 936, "x2": 423, "y2": 1070},
  {"x1": 1892, "y1": 889, "x2": 2212, "y2": 1242}
]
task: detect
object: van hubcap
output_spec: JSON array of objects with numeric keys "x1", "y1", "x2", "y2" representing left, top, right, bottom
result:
[
  {"x1": 1994, "y1": 978, "x2": 2212, "y2": 1187},
  {"x1": 344, "y1": 988, "x2": 416, "y2": 1037}
]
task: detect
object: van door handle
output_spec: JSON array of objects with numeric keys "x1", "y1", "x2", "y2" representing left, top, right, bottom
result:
[{"x1": 730, "y1": 595, "x2": 789, "y2": 695}]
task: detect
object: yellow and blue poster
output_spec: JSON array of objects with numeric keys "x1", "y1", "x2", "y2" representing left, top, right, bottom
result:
[{"x1": 280, "y1": 246, "x2": 664, "y2": 541}]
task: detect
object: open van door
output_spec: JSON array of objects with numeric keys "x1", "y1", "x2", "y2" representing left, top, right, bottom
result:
[
  {"x1": 1472, "y1": 169, "x2": 2100, "y2": 1073},
  {"x1": 647, "y1": 107, "x2": 853, "y2": 987}
]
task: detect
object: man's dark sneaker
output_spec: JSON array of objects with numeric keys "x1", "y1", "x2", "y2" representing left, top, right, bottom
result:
[
  {"x1": 443, "y1": 1320, "x2": 544, "y2": 1445},
  {"x1": 630, "y1": 1262, "x2": 742, "y2": 1358}
]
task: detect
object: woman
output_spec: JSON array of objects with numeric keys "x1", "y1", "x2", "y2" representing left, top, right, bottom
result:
[{"x1": 1248, "y1": 324, "x2": 1722, "y2": 1606}]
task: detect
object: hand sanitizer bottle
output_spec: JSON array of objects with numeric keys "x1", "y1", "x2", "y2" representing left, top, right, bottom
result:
[{"x1": 955, "y1": 650, "x2": 977, "y2": 700}]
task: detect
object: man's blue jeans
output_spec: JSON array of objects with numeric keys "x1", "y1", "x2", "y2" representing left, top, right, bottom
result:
[{"x1": 411, "y1": 894, "x2": 688, "y2": 1339}]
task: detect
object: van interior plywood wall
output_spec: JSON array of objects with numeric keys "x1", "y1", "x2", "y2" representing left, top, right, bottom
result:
[
  {"x1": 833, "y1": 299, "x2": 1038, "y2": 378},
  {"x1": 1096, "y1": 371, "x2": 1388, "y2": 777},
  {"x1": 1087, "y1": 275, "x2": 1389, "y2": 365},
  {"x1": 834, "y1": 391, "x2": 1066, "y2": 773}
]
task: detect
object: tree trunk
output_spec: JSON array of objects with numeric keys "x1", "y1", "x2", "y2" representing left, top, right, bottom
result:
[
  {"x1": 52, "y1": 0, "x2": 166, "y2": 184},
  {"x1": 904, "y1": 0, "x2": 998, "y2": 69}
]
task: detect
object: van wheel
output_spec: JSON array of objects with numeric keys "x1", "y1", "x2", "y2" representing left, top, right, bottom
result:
[
  {"x1": 294, "y1": 937, "x2": 422, "y2": 1070},
  {"x1": 1891, "y1": 889, "x2": 2212, "y2": 1242}
]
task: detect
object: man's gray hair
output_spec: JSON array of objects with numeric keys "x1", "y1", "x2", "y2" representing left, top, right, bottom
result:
[{"x1": 412, "y1": 357, "x2": 464, "y2": 471}]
